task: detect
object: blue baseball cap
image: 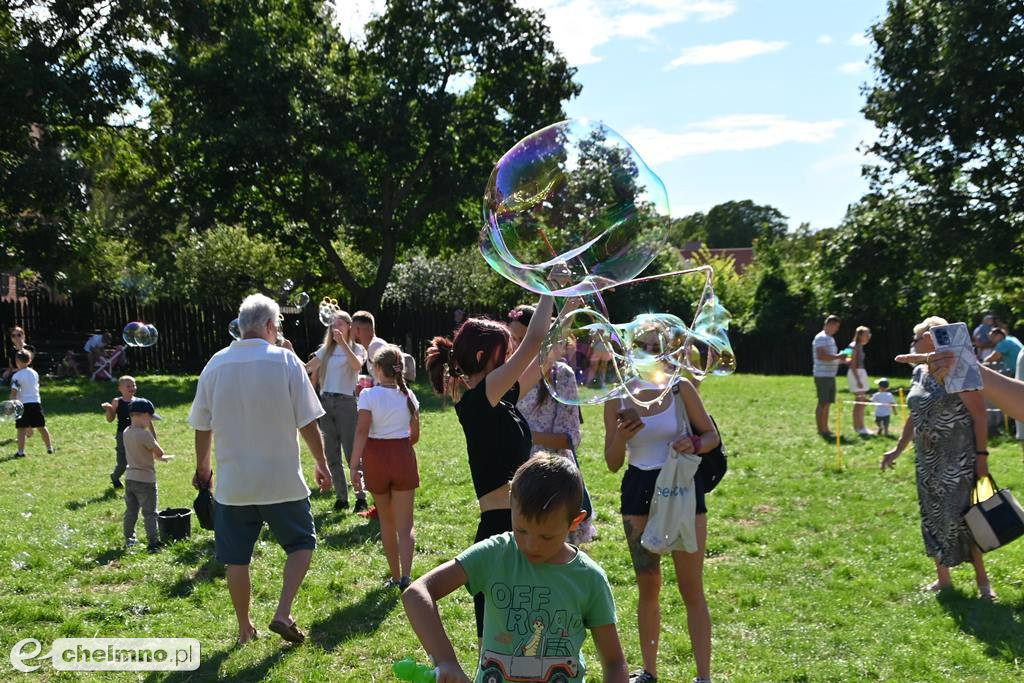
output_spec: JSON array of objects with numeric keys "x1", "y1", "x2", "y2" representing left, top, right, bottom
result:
[{"x1": 129, "y1": 398, "x2": 162, "y2": 420}]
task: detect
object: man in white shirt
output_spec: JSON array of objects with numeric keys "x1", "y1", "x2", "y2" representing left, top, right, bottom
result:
[
  {"x1": 812, "y1": 314, "x2": 847, "y2": 439},
  {"x1": 83, "y1": 331, "x2": 111, "y2": 370},
  {"x1": 189, "y1": 294, "x2": 331, "y2": 646},
  {"x1": 352, "y1": 310, "x2": 388, "y2": 377}
]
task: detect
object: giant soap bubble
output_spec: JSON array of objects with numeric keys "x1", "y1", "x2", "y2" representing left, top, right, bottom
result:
[
  {"x1": 481, "y1": 119, "x2": 669, "y2": 297},
  {"x1": 228, "y1": 318, "x2": 241, "y2": 340},
  {"x1": 1, "y1": 399, "x2": 24, "y2": 422},
  {"x1": 539, "y1": 266, "x2": 735, "y2": 407}
]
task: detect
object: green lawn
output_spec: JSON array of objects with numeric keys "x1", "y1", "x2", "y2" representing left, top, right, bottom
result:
[{"x1": 1, "y1": 374, "x2": 1022, "y2": 682}]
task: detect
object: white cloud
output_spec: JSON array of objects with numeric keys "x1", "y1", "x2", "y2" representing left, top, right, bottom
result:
[
  {"x1": 816, "y1": 34, "x2": 833, "y2": 45},
  {"x1": 838, "y1": 60, "x2": 867, "y2": 74},
  {"x1": 847, "y1": 31, "x2": 870, "y2": 46},
  {"x1": 625, "y1": 115, "x2": 846, "y2": 164},
  {"x1": 499, "y1": 1, "x2": 739, "y2": 65},
  {"x1": 666, "y1": 39, "x2": 787, "y2": 68},
  {"x1": 334, "y1": 1, "x2": 736, "y2": 65}
]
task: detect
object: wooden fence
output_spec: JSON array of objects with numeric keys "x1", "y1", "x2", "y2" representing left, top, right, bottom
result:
[{"x1": 2, "y1": 290, "x2": 919, "y2": 378}]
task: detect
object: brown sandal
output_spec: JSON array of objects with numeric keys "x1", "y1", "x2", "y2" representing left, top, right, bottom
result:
[{"x1": 269, "y1": 619, "x2": 305, "y2": 643}]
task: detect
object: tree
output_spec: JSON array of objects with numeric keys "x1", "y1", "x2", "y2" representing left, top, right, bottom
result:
[
  {"x1": 863, "y1": 0, "x2": 1024, "y2": 273},
  {"x1": 143, "y1": 0, "x2": 580, "y2": 312},
  {"x1": 0, "y1": 1, "x2": 158, "y2": 281},
  {"x1": 703, "y1": 200, "x2": 787, "y2": 248},
  {"x1": 664, "y1": 200, "x2": 787, "y2": 248}
]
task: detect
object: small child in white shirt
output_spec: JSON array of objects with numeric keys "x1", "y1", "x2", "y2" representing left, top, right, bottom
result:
[
  {"x1": 872, "y1": 378, "x2": 896, "y2": 436},
  {"x1": 9, "y1": 350, "x2": 53, "y2": 457}
]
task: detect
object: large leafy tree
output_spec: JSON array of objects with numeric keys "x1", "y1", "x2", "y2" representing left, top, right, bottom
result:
[
  {"x1": 0, "y1": 1, "x2": 157, "y2": 282},
  {"x1": 863, "y1": 0, "x2": 1024, "y2": 272},
  {"x1": 665, "y1": 200, "x2": 787, "y2": 248},
  {"x1": 143, "y1": 0, "x2": 580, "y2": 312}
]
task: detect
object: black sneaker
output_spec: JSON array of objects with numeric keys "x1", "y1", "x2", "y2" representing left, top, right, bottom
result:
[
  {"x1": 399, "y1": 576, "x2": 412, "y2": 591},
  {"x1": 630, "y1": 671, "x2": 657, "y2": 683},
  {"x1": 147, "y1": 543, "x2": 163, "y2": 554},
  {"x1": 334, "y1": 498, "x2": 349, "y2": 511},
  {"x1": 125, "y1": 537, "x2": 138, "y2": 547},
  {"x1": 353, "y1": 498, "x2": 368, "y2": 514},
  {"x1": 14, "y1": 451, "x2": 25, "y2": 458},
  {"x1": 111, "y1": 476, "x2": 124, "y2": 489}
]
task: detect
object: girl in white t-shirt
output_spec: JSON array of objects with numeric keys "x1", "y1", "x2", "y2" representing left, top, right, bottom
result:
[
  {"x1": 305, "y1": 311, "x2": 367, "y2": 511},
  {"x1": 352, "y1": 344, "x2": 421, "y2": 589}
]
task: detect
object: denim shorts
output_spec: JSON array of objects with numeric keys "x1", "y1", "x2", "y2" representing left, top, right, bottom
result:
[
  {"x1": 214, "y1": 497, "x2": 316, "y2": 565},
  {"x1": 620, "y1": 465, "x2": 707, "y2": 516}
]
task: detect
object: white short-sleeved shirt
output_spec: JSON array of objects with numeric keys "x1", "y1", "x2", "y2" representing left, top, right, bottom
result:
[
  {"x1": 83, "y1": 334, "x2": 105, "y2": 352},
  {"x1": 812, "y1": 331, "x2": 839, "y2": 377},
  {"x1": 357, "y1": 385, "x2": 419, "y2": 439},
  {"x1": 315, "y1": 342, "x2": 366, "y2": 395},
  {"x1": 872, "y1": 391, "x2": 895, "y2": 417},
  {"x1": 11, "y1": 367, "x2": 40, "y2": 403},
  {"x1": 188, "y1": 339, "x2": 326, "y2": 506},
  {"x1": 364, "y1": 336, "x2": 388, "y2": 369}
]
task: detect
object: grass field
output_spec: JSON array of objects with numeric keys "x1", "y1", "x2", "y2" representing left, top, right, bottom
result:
[{"x1": 1, "y1": 373, "x2": 1022, "y2": 682}]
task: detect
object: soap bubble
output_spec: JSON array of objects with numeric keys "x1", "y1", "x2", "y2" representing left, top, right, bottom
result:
[
  {"x1": 319, "y1": 297, "x2": 341, "y2": 327},
  {"x1": 539, "y1": 266, "x2": 735, "y2": 407},
  {"x1": 122, "y1": 322, "x2": 143, "y2": 346},
  {"x1": 281, "y1": 278, "x2": 294, "y2": 293},
  {"x1": 228, "y1": 318, "x2": 241, "y2": 340},
  {"x1": 134, "y1": 324, "x2": 159, "y2": 348},
  {"x1": 1, "y1": 400, "x2": 24, "y2": 422},
  {"x1": 296, "y1": 292, "x2": 310, "y2": 309},
  {"x1": 481, "y1": 119, "x2": 669, "y2": 297}
]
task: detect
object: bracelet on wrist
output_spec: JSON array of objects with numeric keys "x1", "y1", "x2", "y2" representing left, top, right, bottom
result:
[{"x1": 976, "y1": 450, "x2": 989, "y2": 456}]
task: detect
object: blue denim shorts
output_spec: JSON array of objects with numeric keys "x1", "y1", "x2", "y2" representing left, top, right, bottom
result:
[{"x1": 214, "y1": 497, "x2": 316, "y2": 565}]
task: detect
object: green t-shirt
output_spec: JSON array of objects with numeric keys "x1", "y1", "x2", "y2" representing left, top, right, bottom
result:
[{"x1": 456, "y1": 532, "x2": 616, "y2": 683}]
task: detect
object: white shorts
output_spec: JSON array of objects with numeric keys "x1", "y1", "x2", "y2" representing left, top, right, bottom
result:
[{"x1": 847, "y1": 368, "x2": 869, "y2": 394}]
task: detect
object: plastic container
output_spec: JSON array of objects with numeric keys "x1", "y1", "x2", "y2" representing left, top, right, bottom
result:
[{"x1": 158, "y1": 507, "x2": 193, "y2": 542}]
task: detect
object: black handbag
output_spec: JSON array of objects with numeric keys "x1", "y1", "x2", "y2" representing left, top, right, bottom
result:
[
  {"x1": 964, "y1": 475, "x2": 1024, "y2": 552},
  {"x1": 193, "y1": 476, "x2": 215, "y2": 531}
]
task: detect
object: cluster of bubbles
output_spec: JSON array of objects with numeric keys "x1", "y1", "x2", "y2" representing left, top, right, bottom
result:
[
  {"x1": 279, "y1": 280, "x2": 311, "y2": 310},
  {"x1": 1, "y1": 399, "x2": 24, "y2": 422},
  {"x1": 319, "y1": 297, "x2": 342, "y2": 327},
  {"x1": 539, "y1": 268, "x2": 735, "y2": 407},
  {"x1": 483, "y1": 119, "x2": 735, "y2": 408},
  {"x1": 122, "y1": 322, "x2": 159, "y2": 348}
]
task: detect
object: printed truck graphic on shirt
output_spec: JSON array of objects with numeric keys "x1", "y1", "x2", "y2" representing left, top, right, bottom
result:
[{"x1": 480, "y1": 616, "x2": 579, "y2": 682}]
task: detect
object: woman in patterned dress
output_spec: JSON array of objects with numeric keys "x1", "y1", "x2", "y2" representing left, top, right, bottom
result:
[
  {"x1": 881, "y1": 316, "x2": 995, "y2": 599},
  {"x1": 507, "y1": 305, "x2": 597, "y2": 544}
]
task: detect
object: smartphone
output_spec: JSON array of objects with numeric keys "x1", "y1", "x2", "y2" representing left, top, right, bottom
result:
[
  {"x1": 617, "y1": 407, "x2": 641, "y2": 423},
  {"x1": 929, "y1": 322, "x2": 983, "y2": 393}
]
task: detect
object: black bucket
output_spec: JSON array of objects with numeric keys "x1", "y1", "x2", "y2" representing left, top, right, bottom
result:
[{"x1": 158, "y1": 507, "x2": 192, "y2": 542}]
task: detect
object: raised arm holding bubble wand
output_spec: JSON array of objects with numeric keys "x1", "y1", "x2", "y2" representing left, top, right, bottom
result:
[{"x1": 416, "y1": 119, "x2": 736, "y2": 683}]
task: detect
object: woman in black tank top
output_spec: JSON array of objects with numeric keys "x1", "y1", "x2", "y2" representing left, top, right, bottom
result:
[{"x1": 426, "y1": 294, "x2": 554, "y2": 636}]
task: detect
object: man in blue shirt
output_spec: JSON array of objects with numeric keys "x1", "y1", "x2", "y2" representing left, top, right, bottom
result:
[{"x1": 985, "y1": 327, "x2": 1022, "y2": 375}]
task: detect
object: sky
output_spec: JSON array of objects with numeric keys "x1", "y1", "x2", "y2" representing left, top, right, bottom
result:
[{"x1": 343, "y1": 0, "x2": 889, "y2": 229}]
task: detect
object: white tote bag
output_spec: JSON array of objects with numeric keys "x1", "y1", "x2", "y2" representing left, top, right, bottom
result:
[{"x1": 641, "y1": 450, "x2": 702, "y2": 554}]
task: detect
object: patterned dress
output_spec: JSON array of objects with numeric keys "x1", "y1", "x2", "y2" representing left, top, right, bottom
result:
[
  {"x1": 907, "y1": 366, "x2": 977, "y2": 567},
  {"x1": 517, "y1": 362, "x2": 597, "y2": 544}
]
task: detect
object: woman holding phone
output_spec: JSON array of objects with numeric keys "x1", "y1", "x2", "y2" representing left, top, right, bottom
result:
[
  {"x1": 880, "y1": 316, "x2": 995, "y2": 599},
  {"x1": 604, "y1": 373, "x2": 719, "y2": 683}
]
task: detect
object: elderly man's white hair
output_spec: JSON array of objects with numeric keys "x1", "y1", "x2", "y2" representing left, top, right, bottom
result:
[{"x1": 238, "y1": 294, "x2": 280, "y2": 336}]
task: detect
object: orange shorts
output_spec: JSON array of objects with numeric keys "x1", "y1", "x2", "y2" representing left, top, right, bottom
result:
[{"x1": 363, "y1": 437, "x2": 420, "y2": 494}]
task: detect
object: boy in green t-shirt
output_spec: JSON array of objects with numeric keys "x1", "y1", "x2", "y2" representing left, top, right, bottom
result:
[{"x1": 403, "y1": 454, "x2": 628, "y2": 683}]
